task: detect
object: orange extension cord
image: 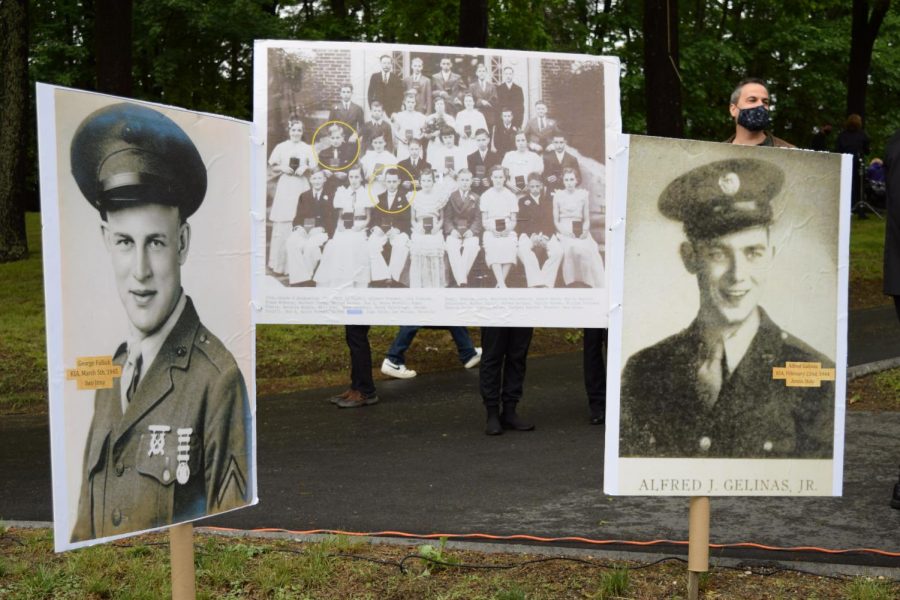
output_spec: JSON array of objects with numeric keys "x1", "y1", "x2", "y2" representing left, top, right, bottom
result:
[{"x1": 202, "y1": 527, "x2": 900, "y2": 559}]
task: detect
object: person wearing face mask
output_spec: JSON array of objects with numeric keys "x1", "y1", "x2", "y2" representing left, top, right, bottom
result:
[{"x1": 724, "y1": 78, "x2": 795, "y2": 148}]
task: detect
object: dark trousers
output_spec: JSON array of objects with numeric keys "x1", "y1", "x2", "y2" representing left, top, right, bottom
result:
[
  {"x1": 894, "y1": 296, "x2": 900, "y2": 325},
  {"x1": 479, "y1": 327, "x2": 533, "y2": 408},
  {"x1": 345, "y1": 325, "x2": 375, "y2": 395},
  {"x1": 583, "y1": 328, "x2": 608, "y2": 418}
]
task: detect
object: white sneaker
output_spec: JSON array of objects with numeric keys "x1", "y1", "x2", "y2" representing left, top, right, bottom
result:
[
  {"x1": 464, "y1": 347, "x2": 483, "y2": 369},
  {"x1": 381, "y1": 358, "x2": 417, "y2": 379}
]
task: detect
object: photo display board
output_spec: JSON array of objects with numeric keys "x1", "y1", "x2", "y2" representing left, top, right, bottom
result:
[
  {"x1": 38, "y1": 85, "x2": 258, "y2": 551},
  {"x1": 604, "y1": 135, "x2": 850, "y2": 497},
  {"x1": 253, "y1": 40, "x2": 620, "y2": 327}
]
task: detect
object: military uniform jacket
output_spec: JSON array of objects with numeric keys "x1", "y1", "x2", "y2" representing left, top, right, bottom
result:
[
  {"x1": 619, "y1": 309, "x2": 834, "y2": 459},
  {"x1": 71, "y1": 298, "x2": 251, "y2": 542},
  {"x1": 443, "y1": 189, "x2": 483, "y2": 236},
  {"x1": 517, "y1": 191, "x2": 553, "y2": 237},
  {"x1": 293, "y1": 188, "x2": 335, "y2": 236},
  {"x1": 371, "y1": 190, "x2": 412, "y2": 234}
]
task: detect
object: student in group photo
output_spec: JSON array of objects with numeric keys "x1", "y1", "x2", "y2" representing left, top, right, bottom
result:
[
  {"x1": 409, "y1": 169, "x2": 449, "y2": 288},
  {"x1": 268, "y1": 118, "x2": 313, "y2": 275},
  {"x1": 368, "y1": 168, "x2": 412, "y2": 286},
  {"x1": 403, "y1": 56, "x2": 432, "y2": 114},
  {"x1": 467, "y1": 128, "x2": 500, "y2": 195},
  {"x1": 502, "y1": 131, "x2": 544, "y2": 196},
  {"x1": 285, "y1": 169, "x2": 333, "y2": 286},
  {"x1": 444, "y1": 168, "x2": 483, "y2": 288},
  {"x1": 428, "y1": 126, "x2": 467, "y2": 191},
  {"x1": 553, "y1": 168, "x2": 605, "y2": 288},
  {"x1": 455, "y1": 92, "x2": 489, "y2": 156},
  {"x1": 423, "y1": 95, "x2": 456, "y2": 156},
  {"x1": 480, "y1": 165, "x2": 519, "y2": 288},
  {"x1": 517, "y1": 172, "x2": 562, "y2": 288},
  {"x1": 361, "y1": 101, "x2": 394, "y2": 153},
  {"x1": 360, "y1": 132, "x2": 398, "y2": 197},
  {"x1": 318, "y1": 123, "x2": 358, "y2": 195},
  {"x1": 398, "y1": 138, "x2": 432, "y2": 194},
  {"x1": 314, "y1": 165, "x2": 371, "y2": 288},
  {"x1": 392, "y1": 90, "x2": 427, "y2": 161},
  {"x1": 492, "y1": 107, "x2": 519, "y2": 157}
]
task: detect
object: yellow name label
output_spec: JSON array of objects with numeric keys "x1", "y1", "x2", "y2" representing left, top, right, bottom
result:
[
  {"x1": 65, "y1": 356, "x2": 122, "y2": 390},
  {"x1": 772, "y1": 362, "x2": 836, "y2": 388}
]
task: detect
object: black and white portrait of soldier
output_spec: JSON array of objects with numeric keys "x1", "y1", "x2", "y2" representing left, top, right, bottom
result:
[
  {"x1": 50, "y1": 97, "x2": 255, "y2": 545},
  {"x1": 619, "y1": 155, "x2": 838, "y2": 460}
]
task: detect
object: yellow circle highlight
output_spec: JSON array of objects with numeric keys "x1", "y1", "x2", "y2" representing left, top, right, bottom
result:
[
  {"x1": 367, "y1": 164, "x2": 418, "y2": 214},
  {"x1": 311, "y1": 120, "x2": 362, "y2": 172}
]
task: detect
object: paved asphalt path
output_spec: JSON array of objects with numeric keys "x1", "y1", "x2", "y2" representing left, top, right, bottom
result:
[{"x1": 2, "y1": 344, "x2": 899, "y2": 569}]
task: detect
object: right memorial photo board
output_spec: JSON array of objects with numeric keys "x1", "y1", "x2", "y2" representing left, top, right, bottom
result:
[{"x1": 604, "y1": 135, "x2": 851, "y2": 497}]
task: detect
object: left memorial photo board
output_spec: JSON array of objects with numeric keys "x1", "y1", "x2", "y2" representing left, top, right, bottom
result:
[
  {"x1": 253, "y1": 40, "x2": 620, "y2": 327},
  {"x1": 37, "y1": 85, "x2": 258, "y2": 552}
]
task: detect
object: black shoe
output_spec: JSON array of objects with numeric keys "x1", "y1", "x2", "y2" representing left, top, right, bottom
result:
[
  {"x1": 500, "y1": 410, "x2": 535, "y2": 431},
  {"x1": 485, "y1": 406, "x2": 503, "y2": 435},
  {"x1": 590, "y1": 413, "x2": 606, "y2": 425}
]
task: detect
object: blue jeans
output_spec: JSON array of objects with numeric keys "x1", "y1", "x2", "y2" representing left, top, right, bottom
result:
[{"x1": 385, "y1": 326, "x2": 478, "y2": 365}]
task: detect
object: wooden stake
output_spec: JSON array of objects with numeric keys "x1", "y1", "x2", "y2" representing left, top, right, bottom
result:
[
  {"x1": 169, "y1": 523, "x2": 196, "y2": 600},
  {"x1": 687, "y1": 496, "x2": 710, "y2": 600}
]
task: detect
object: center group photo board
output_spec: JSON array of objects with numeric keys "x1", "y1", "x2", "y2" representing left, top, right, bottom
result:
[{"x1": 252, "y1": 40, "x2": 621, "y2": 327}]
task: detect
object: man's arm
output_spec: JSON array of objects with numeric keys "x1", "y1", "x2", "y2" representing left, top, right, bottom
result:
[{"x1": 204, "y1": 361, "x2": 251, "y2": 513}]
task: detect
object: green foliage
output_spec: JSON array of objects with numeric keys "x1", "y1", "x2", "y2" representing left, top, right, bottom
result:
[
  {"x1": 845, "y1": 576, "x2": 897, "y2": 600},
  {"x1": 593, "y1": 566, "x2": 629, "y2": 599},
  {"x1": 417, "y1": 536, "x2": 460, "y2": 575}
]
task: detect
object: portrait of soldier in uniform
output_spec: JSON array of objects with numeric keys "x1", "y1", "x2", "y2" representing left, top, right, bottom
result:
[
  {"x1": 66, "y1": 103, "x2": 253, "y2": 542},
  {"x1": 619, "y1": 158, "x2": 835, "y2": 459}
]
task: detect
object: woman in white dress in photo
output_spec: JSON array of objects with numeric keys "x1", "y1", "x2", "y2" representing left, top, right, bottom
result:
[
  {"x1": 268, "y1": 119, "x2": 313, "y2": 274},
  {"x1": 480, "y1": 165, "x2": 519, "y2": 287},
  {"x1": 423, "y1": 95, "x2": 456, "y2": 157},
  {"x1": 392, "y1": 91, "x2": 427, "y2": 161},
  {"x1": 455, "y1": 92, "x2": 488, "y2": 157},
  {"x1": 501, "y1": 131, "x2": 543, "y2": 195},
  {"x1": 409, "y1": 169, "x2": 449, "y2": 288},
  {"x1": 553, "y1": 168, "x2": 605, "y2": 288},
  {"x1": 314, "y1": 166, "x2": 372, "y2": 288}
]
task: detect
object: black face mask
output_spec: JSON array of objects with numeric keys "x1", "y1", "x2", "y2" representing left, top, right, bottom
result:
[{"x1": 737, "y1": 105, "x2": 770, "y2": 132}]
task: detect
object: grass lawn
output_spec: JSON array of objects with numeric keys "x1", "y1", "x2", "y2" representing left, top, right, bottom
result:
[
  {"x1": 1, "y1": 527, "x2": 897, "y2": 599},
  {"x1": 1, "y1": 212, "x2": 897, "y2": 414}
]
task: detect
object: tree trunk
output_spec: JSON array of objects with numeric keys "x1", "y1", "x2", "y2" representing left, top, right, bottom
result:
[
  {"x1": 846, "y1": 0, "x2": 890, "y2": 120},
  {"x1": 643, "y1": 0, "x2": 684, "y2": 137},
  {"x1": 95, "y1": 0, "x2": 133, "y2": 95},
  {"x1": 458, "y1": 0, "x2": 488, "y2": 47},
  {"x1": 0, "y1": 0, "x2": 30, "y2": 262}
]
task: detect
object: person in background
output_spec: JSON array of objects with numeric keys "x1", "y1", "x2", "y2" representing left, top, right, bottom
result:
[
  {"x1": 836, "y1": 113, "x2": 871, "y2": 217},
  {"x1": 328, "y1": 83, "x2": 364, "y2": 141},
  {"x1": 381, "y1": 327, "x2": 482, "y2": 379},
  {"x1": 285, "y1": 169, "x2": 332, "y2": 286},
  {"x1": 725, "y1": 77, "x2": 794, "y2": 148},
  {"x1": 479, "y1": 326, "x2": 535, "y2": 436}
]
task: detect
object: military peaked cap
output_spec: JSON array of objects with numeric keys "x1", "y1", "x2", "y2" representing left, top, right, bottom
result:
[
  {"x1": 71, "y1": 103, "x2": 207, "y2": 219},
  {"x1": 658, "y1": 158, "x2": 784, "y2": 240}
]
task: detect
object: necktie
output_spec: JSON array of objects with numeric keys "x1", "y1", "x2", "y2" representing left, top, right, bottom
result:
[
  {"x1": 696, "y1": 338, "x2": 726, "y2": 409},
  {"x1": 540, "y1": 118, "x2": 545, "y2": 131},
  {"x1": 383, "y1": 73, "x2": 388, "y2": 84},
  {"x1": 127, "y1": 353, "x2": 143, "y2": 403}
]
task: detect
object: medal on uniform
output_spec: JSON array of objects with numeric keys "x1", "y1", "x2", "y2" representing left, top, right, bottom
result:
[
  {"x1": 148, "y1": 425, "x2": 171, "y2": 456},
  {"x1": 176, "y1": 427, "x2": 193, "y2": 484}
]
